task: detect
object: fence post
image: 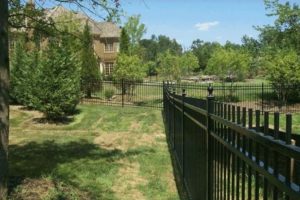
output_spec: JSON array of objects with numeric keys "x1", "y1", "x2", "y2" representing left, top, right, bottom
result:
[
  {"x1": 206, "y1": 84, "x2": 214, "y2": 200},
  {"x1": 172, "y1": 87, "x2": 176, "y2": 149},
  {"x1": 182, "y1": 89, "x2": 186, "y2": 178},
  {"x1": 261, "y1": 82, "x2": 264, "y2": 113},
  {"x1": 121, "y1": 79, "x2": 124, "y2": 107}
]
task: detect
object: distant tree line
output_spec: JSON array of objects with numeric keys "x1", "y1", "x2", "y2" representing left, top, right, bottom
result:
[{"x1": 189, "y1": 0, "x2": 300, "y2": 86}]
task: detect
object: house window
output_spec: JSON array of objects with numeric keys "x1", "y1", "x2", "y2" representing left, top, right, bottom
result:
[
  {"x1": 115, "y1": 42, "x2": 120, "y2": 52},
  {"x1": 104, "y1": 42, "x2": 114, "y2": 52},
  {"x1": 104, "y1": 62, "x2": 114, "y2": 75}
]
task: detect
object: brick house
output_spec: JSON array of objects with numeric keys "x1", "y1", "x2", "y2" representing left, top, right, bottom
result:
[
  {"x1": 10, "y1": 1, "x2": 121, "y2": 75},
  {"x1": 45, "y1": 6, "x2": 121, "y2": 76}
]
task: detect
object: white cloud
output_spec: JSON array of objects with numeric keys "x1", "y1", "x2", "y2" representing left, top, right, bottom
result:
[
  {"x1": 195, "y1": 21, "x2": 219, "y2": 31},
  {"x1": 216, "y1": 36, "x2": 223, "y2": 41}
]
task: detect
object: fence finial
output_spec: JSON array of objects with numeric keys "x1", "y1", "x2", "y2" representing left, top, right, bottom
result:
[{"x1": 208, "y1": 84, "x2": 214, "y2": 97}]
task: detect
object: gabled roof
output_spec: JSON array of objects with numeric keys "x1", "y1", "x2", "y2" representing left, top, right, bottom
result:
[{"x1": 45, "y1": 6, "x2": 121, "y2": 38}]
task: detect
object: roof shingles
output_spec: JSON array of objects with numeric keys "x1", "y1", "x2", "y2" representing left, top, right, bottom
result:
[{"x1": 45, "y1": 6, "x2": 120, "y2": 38}]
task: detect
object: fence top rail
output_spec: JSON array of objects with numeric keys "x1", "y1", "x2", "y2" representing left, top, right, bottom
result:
[
  {"x1": 168, "y1": 93, "x2": 207, "y2": 116},
  {"x1": 211, "y1": 114, "x2": 300, "y2": 160},
  {"x1": 165, "y1": 86, "x2": 300, "y2": 160}
]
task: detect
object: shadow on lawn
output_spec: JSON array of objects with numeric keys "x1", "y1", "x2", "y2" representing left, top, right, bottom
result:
[
  {"x1": 8, "y1": 139, "x2": 148, "y2": 197},
  {"x1": 161, "y1": 110, "x2": 189, "y2": 200}
]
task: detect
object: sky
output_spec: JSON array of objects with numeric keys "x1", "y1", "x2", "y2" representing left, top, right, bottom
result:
[
  {"x1": 120, "y1": 0, "x2": 296, "y2": 48},
  {"x1": 35, "y1": 0, "x2": 298, "y2": 48}
]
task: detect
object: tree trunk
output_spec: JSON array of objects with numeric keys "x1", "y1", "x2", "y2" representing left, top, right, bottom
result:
[{"x1": 0, "y1": 0, "x2": 9, "y2": 198}]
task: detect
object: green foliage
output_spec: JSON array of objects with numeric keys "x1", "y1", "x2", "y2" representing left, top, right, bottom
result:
[
  {"x1": 10, "y1": 37, "x2": 29, "y2": 104},
  {"x1": 80, "y1": 23, "x2": 101, "y2": 98},
  {"x1": 104, "y1": 89, "x2": 115, "y2": 100},
  {"x1": 34, "y1": 38, "x2": 81, "y2": 120},
  {"x1": 139, "y1": 35, "x2": 183, "y2": 77},
  {"x1": 124, "y1": 15, "x2": 146, "y2": 46},
  {"x1": 113, "y1": 54, "x2": 145, "y2": 95},
  {"x1": 191, "y1": 40, "x2": 221, "y2": 71},
  {"x1": 122, "y1": 15, "x2": 147, "y2": 56},
  {"x1": 241, "y1": 35, "x2": 262, "y2": 77},
  {"x1": 120, "y1": 28, "x2": 130, "y2": 55},
  {"x1": 179, "y1": 52, "x2": 199, "y2": 76},
  {"x1": 157, "y1": 51, "x2": 180, "y2": 81},
  {"x1": 264, "y1": 49, "x2": 300, "y2": 85},
  {"x1": 139, "y1": 35, "x2": 183, "y2": 62},
  {"x1": 10, "y1": 38, "x2": 40, "y2": 108},
  {"x1": 156, "y1": 35, "x2": 183, "y2": 56},
  {"x1": 258, "y1": 0, "x2": 300, "y2": 53},
  {"x1": 263, "y1": 49, "x2": 300, "y2": 103},
  {"x1": 206, "y1": 48, "x2": 251, "y2": 81},
  {"x1": 157, "y1": 51, "x2": 197, "y2": 81},
  {"x1": 113, "y1": 53, "x2": 145, "y2": 82},
  {"x1": 145, "y1": 61, "x2": 157, "y2": 76}
]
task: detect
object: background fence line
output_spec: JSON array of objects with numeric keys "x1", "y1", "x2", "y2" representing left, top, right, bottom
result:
[
  {"x1": 80, "y1": 80, "x2": 300, "y2": 113},
  {"x1": 163, "y1": 82, "x2": 300, "y2": 200}
]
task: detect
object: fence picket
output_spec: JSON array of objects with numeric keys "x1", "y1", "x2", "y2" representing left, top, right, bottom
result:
[{"x1": 163, "y1": 82, "x2": 300, "y2": 200}]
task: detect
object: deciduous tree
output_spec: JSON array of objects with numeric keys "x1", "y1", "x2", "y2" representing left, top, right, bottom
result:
[
  {"x1": 206, "y1": 48, "x2": 251, "y2": 81},
  {"x1": 112, "y1": 53, "x2": 145, "y2": 96}
]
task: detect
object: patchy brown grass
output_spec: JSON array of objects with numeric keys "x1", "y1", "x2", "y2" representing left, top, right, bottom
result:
[
  {"x1": 9, "y1": 178, "x2": 90, "y2": 200},
  {"x1": 112, "y1": 160, "x2": 148, "y2": 200},
  {"x1": 93, "y1": 131, "x2": 155, "y2": 152},
  {"x1": 9, "y1": 105, "x2": 179, "y2": 200}
]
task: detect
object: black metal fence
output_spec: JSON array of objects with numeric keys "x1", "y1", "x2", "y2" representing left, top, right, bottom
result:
[
  {"x1": 80, "y1": 80, "x2": 300, "y2": 113},
  {"x1": 168, "y1": 82, "x2": 300, "y2": 113},
  {"x1": 80, "y1": 80, "x2": 163, "y2": 108},
  {"x1": 163, "y1": 83, "x2": 300, "y2": 200}
]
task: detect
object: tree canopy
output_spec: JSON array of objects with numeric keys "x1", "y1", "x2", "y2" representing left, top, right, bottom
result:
[{"x1": 206, "y1": 48, "x2": 251, "y2": 81}]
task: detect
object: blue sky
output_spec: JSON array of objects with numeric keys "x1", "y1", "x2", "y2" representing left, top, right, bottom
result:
[
  {"x1": 36, "y1": 0, "x2": 298, "y2": 48},
  {"x1": 121, "y1": 0, "x2": 296, "y2": 48}
]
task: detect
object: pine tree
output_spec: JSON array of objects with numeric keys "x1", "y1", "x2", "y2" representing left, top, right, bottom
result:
[
  {"x1": 80, "y1": 22, "x2": 101, "y2": 98},
  {"x1": 120, "y1": 28, "x2": 130, "y2": 55},
  {"x1": 10, "y1": 37, "x2": 28, "y2": 104},
  {"x1": 35, "y1": 37, "x2": 81, "y2": 120},
  {"x1": 10, "y1": 37, "x2": 40, "y2": 108}
]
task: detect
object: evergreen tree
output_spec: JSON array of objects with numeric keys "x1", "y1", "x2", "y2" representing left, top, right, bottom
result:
[
  {"x1": 10, "y1": 37, "x2": 40, "y2": 108},
  {"x1": 120, "y1": 28, "x2": 130, "y2": 55},
  {"x1": 80, "y1": 22, "x2": 101, "y2": 98},
  {"x1": 10, "y1": 37, "x2": 28, "y2": 104},
  {"x1": 35, "y1": 37, "x2": 81, "y2": 120}
]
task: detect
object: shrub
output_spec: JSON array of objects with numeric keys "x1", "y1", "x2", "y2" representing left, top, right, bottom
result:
[
  {"x1": 104, "y1": 89, "x2": 115, "y2": 100},
  {"x1": 34, "y1": 38, "x2": 81, "y2": 120}
]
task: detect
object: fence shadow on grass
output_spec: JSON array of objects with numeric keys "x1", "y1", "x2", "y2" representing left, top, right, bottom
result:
[
  {"x1": 161, "y1": 110, "x2": 189, "y2": 200},
  {"x1": 8, "y1": 139, "x2": 148, "y2": 197}
]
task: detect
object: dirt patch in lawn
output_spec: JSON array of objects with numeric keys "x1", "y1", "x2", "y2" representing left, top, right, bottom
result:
[
  {"x1": 93, "y1": 132, "x2": 155, "y2": 152},
  {"x1": 130, "y1": 121, "x2": 141, "y2": 131},
  {"x1": 113, "y1": 161, "x2": 147, "y2": 200},
  {"x1": 9, "y1": 178, "x2": 90, "y2": 200}
]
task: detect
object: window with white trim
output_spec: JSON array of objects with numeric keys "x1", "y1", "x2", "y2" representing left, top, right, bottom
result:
[
  {"x1": 104, "y1": 62, "x2": 114, "y2": 75},
  {"x1": 104, "y1": 42, "x2": 114, "y2": 52}
]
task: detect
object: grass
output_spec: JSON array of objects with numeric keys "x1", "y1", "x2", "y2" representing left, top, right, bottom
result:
[{"x1": 9, "y1": 105, "x2": 179, "y2": 200}]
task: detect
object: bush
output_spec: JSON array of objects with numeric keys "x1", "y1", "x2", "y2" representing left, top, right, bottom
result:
[
  {"x1": 104, "y1": 89, "x2": 115, "y2": 100},
  {"x1": 264, "y1": 50, "x2": 300, "y2": 104},
  {"x1": 34, "y1": 38, "x2": 81, "y2": 120}
]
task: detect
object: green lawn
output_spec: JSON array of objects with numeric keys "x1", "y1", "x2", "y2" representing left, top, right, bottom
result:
[{"x1": 9, "y1": 105, "x2": 179, "y2": 200}]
